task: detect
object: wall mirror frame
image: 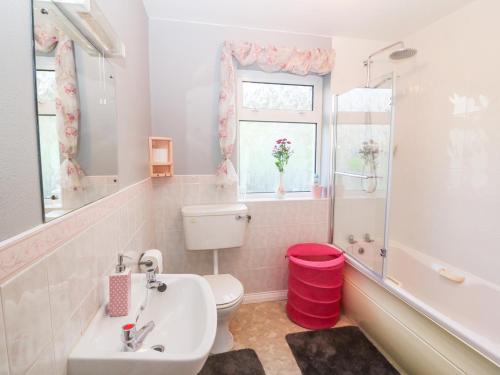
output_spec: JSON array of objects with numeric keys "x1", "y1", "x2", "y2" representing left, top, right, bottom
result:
[{"x1": 32, "y1": 0, "x2": 120, "y2": 222}]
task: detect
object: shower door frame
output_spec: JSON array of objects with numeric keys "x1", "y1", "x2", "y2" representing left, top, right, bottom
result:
[{"x1": 329, "y1": 72, "x2": 397, "y2": 282}]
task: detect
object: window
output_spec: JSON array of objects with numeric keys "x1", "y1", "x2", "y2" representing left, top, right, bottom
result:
[
  {"x1": 237, "y1": 71, "x2": 323, "y2": 194},
  {"x1": 242, "y1": 82, "x2": 313, "y2": 111}
]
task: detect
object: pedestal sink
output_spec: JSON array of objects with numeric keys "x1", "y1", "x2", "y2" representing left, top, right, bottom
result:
[{"x1": 69, "y1": 274, "x2": 217, "y2": 375}]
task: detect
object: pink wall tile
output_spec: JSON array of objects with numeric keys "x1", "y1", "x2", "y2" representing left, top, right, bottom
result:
[
  {"x1": 0, "y1": 178, "x2": 154, "y2": 374},
  {"x1": 153, "y1": 175, "x2": 330, "y2": 293}
]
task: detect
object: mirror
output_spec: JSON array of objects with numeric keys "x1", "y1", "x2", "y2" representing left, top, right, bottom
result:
[{"x1": 32, "y1": 0, "x2": 118, "y2": 221}]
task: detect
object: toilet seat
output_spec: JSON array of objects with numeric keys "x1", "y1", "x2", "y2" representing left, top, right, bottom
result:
[
  {"x1": 204, "y1": 274, "x2": 244, "y2": 309},
  {"x1": 217, "y1": 293, "x2": 243, "y2": 310}
]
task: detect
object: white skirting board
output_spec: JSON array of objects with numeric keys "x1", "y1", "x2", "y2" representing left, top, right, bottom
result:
[{"x1": 243, "y1": 290, "x2": 288, "y2": 304}]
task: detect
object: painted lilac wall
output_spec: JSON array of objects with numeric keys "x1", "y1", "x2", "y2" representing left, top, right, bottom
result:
[
  {"x1": 0, "y1": 0, "x2": 43, "y2": 241},
  {"x1": 148, "y1": 20, "x2": 332, "y2": 174}
]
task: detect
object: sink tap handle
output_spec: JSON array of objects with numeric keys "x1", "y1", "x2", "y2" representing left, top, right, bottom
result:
[
  {"x1": 122, "y1": 323, "x2": 136, "y2": 344},
  {"x1": 146, "y1": 268, "x2": 156, "y2": 282}
]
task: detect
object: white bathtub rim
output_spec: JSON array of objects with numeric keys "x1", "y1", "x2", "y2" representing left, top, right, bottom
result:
[{"x1": 388, "y1": 240, "x2": 500, "y2": 292}]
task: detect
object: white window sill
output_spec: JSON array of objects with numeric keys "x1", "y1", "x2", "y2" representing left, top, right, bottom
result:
[{"x1": 238, "y1": 192, "x2": 328, "y2": 202}]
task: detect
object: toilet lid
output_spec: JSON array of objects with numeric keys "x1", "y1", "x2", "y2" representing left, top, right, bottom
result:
[{"x1": 204, "y1": 274, "x2": 244, "y2": 307}]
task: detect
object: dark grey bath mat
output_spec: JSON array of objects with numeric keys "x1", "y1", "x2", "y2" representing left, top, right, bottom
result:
[
  {"x1": 198, "y1": 349, "x2": 266, "y2": 375},
  {"x1": 286, "y1": 326, "x2": 399, "y2": 375}
]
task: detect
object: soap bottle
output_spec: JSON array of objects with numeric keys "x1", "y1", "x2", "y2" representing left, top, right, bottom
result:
[
  {"x1": 108, "y1": 254, "x2": 131, "y2": 317},
  {"x1": 312, "y1": 174, "x2": 322, "y2": 199}
]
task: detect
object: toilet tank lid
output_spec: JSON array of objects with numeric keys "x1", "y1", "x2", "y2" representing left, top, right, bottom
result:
[{"x1": 181, "y1": 204, "x2": 248, "y2": 217}]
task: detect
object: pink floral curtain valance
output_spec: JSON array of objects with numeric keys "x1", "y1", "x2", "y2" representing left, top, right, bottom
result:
[
  {"x1": 216, "y1": 41, "x2": 335, "y2": 187},
  {"x1": 35, "y1": 19, "x2": 85, "y2": 191}
]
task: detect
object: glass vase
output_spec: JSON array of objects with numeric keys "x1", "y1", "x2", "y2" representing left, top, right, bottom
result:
[{"x1": 276, "y1": 171, "x2": 286, "y2": 199}]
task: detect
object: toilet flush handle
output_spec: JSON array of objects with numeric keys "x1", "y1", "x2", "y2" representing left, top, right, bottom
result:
[{"x1": 235, "y1": 214, "x2": 252, "y2": 223}]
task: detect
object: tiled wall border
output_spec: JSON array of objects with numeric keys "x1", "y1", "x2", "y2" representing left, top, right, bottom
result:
[{"x1": 0, "y1": 178, "x2": 151, "y2": 283}]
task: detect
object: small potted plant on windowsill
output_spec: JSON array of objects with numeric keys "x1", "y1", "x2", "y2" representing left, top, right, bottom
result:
[{"x1": 272, "y1": 138, "x2": 293, "y2": 199}]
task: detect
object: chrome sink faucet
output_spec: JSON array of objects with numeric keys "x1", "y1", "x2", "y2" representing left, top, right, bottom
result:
[
  {"x1": 122, "y1": 321, "x2": 155, "y2": 352},
  {"x1": 146, "y1": 269, "x2": 167, "y2": 292}
]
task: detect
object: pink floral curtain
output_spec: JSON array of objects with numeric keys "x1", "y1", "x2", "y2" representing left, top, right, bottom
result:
[
  {"x1": 216, "y1": 41, "x2": 335, "y2": 186},
  {"x1": 35, "y1": 19, "x2": 85, "y2": 191}
]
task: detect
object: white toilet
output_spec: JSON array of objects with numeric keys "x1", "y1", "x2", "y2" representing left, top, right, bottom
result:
[{"x1": 181, "y1": 204, "x2": 249, "y2": 354}]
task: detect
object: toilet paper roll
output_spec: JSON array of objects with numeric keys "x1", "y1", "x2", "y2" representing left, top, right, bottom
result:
[{"x1": 139, "y1": 249, "x2": 163, "y2": 273}]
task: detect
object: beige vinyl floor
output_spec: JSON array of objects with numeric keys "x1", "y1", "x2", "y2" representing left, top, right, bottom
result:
[{"x1": 230, "y1": 301, "x2": 354, "y2": 375}]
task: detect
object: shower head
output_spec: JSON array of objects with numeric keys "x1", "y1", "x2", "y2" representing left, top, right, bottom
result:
[
  {"x1": 364, "y1": 41, "x2": 417, "y2": 87},
  {"x1": 389, "y1": 47, "x2": 418, "y2": 60}
]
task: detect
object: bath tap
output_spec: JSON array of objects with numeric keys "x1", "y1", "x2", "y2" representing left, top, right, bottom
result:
[
  {"x1": 364, "y1": 233, "x2": 374, "y2": 243},
  {"x1": 122, "y1": 321, "x2": 155, "y2": 352},
  {"x1": 348, "y1": 234, "x2": 357, "y2": 244}
]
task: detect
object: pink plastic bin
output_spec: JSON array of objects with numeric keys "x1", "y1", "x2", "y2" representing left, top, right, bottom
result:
[
  {"x1": 287, "y1": 302, "x2": 340, "y2": 330},
  {"x1": 286, "y1": 243, "x2": 344, "y2": 329},
  {"x1": 288, "y1": 276, "x2": 342, "y2": 302},
  {"x1": 288, "y1": 289, "x2": 340, "y2": 317}
]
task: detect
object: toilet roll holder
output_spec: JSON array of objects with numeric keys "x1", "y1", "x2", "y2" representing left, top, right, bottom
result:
[
  {"x1": 117, "y1": 252, "x2": 158, "y2": 272},
  {"x1": 139, "y1": 252, "x2": 163, "y2": 274},
  {"x1": 138, "y1": 254, "x2": 154, "y2": 269}
]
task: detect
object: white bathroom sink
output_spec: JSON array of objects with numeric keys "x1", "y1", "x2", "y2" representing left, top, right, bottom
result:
[{"x1": 68, "y1": 274, "x2": 217, "y2": 375}]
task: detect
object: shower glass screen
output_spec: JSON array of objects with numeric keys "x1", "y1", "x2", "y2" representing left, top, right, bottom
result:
[{"x1": 331, "y1": 73, "x2": 394, "y2": 276}]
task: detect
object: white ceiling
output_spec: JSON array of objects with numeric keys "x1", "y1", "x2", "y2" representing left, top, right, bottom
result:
[{"x1": 142, "y1": 0, "x2": 473, "y2": 40}]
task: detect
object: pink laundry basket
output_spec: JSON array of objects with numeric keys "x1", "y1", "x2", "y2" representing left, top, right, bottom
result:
[{"x1": 286, "y1": 243, "x2": 344, "y2": 330}]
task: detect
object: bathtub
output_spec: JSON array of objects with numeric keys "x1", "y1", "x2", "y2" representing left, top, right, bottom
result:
[
  {"x1": 338, "y1": 236, "x2": 500, "y2": 364},
  {"x1": 383, "y1": 243, "x2": 500, "y2": 365}
]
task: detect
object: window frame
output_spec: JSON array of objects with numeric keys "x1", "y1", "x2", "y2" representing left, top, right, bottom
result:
[{"x1": 236, "y1": 70, "x2": 323, "y2": 195}]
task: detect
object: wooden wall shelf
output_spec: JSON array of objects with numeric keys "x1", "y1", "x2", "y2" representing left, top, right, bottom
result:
[{"x1": 149, "y1": 137, "x2": 173, "y2": 177}]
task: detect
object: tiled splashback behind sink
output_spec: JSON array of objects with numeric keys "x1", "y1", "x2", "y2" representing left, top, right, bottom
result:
[{"x1": 0, "y1": 179, "x2": 154, "y2": 375}]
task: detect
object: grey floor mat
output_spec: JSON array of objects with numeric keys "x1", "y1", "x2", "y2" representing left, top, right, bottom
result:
[
  {"x1": 198, "y1": 348, "x2": 266, "y2": 375},
  {"x1": 286, "y1": 326, "x2": 400, "y2": 375}
]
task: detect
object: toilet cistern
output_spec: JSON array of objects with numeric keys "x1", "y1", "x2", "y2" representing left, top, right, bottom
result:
[{"x1": 182, "y1": 203, "x2": 250, "y2": 274}]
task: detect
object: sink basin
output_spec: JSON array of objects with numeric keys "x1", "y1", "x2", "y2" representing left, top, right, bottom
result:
[{"x1": 69, "y1": 274, "x2": 217, "y2": 375}]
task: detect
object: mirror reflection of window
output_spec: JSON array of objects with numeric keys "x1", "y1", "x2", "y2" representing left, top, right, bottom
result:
[
  {"x1": 38, "y1": 114, "x2": 61, "y2": 201},
  {"x1": 36, "y1": 70, "x2": 56, "y2": 114},
  {"x1": 36, "y1": 62, "x2": 61, "y2": 202}
]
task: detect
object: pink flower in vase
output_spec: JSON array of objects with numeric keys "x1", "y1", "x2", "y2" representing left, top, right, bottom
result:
[{"x1": 272, "y1": 138, "x2": 293, "y2": 173}]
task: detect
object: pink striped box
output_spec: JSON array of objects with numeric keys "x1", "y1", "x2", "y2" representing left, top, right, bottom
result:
[{"x1": 108, "y1": 269, "x2": 131, "y2": 317}]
